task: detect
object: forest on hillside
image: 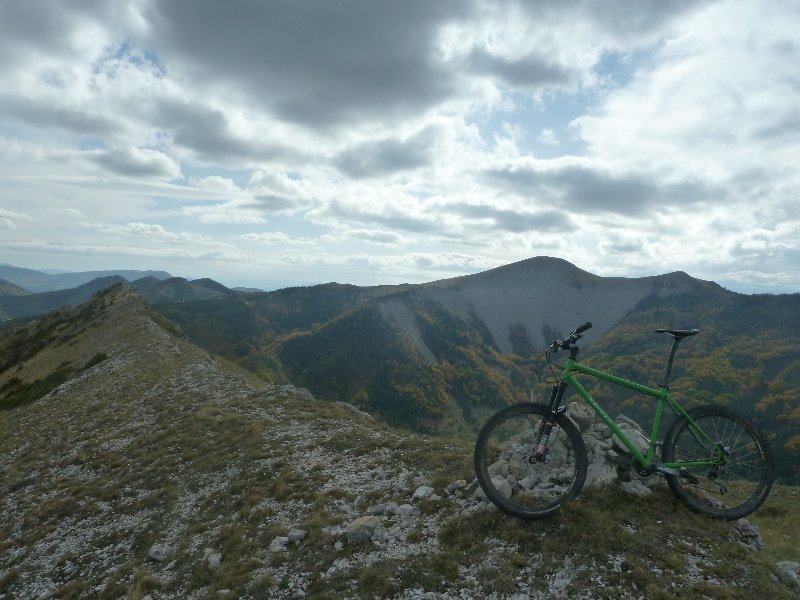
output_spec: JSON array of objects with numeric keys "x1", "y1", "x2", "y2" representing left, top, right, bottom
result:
[
  {"x1": 576, "y1": 291, "x2": 800, "y2": 483},
  {"x1": 154, "y1": 285, "x2": 800, "y2": 483}
]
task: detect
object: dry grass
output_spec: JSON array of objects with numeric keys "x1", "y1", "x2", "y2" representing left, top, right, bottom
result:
[{"x1": 1, "y1": 287, "x2": 798, "y2": 599}]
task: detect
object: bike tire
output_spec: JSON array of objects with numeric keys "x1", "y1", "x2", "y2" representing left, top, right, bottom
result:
[
  {"x1": 662, "y1": 405, "x2": 774, "y2": 520},
  {"x1": 474, "y1": 403, "x2": 587, "y2": 520}
]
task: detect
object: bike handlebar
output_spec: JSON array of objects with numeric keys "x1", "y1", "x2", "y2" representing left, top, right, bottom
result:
[{"x1": 550, "y1": 321, "x2": 593, "y2": 352}]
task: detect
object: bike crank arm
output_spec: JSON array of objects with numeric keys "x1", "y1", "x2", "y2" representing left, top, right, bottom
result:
[{"x1": 655, "y1": 466, "x2": 730, "y2": 495}]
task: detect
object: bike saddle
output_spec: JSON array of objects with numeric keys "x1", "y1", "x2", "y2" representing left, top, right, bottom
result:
[{"x1": 655, "y1": 328, "x2": 700, "y2": 338}]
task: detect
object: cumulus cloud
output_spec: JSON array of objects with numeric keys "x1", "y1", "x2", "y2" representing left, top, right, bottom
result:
[
  {"x1": 0, "y1": 0, "x2": 797, "y2": 290},
  {"x1": 91, "y1": 147, "x2": 181, "y2": 179},
  {"x1": 333, "y1": 128, "x2": 438, "y2": 178},
  {"x1": 485, "y1": 162, "x2": 714, "y2": 215},
  {"x1": 140, "y1": 0, "x2": 473, "y2": 128}
]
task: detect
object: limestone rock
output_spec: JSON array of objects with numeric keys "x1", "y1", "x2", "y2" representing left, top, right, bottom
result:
[
  {"x1": 620, "y1": 480, "x2": 652, "y2": 497},
  {"x1": 346, "y1": 516, "x2": 382, "y2": 543},
  {"x1": 148, "y1": 543, "x2": 171, "y2": 562},
  {"x1": 735, "y1": 518, "x2": 763, "y2": 551},
  {"x1": 367, "y1": 502, "x2": 399, "y2": 516},
  {"x1": 269, "y1": 537, "x2": 289, "y2": 552},
  {"x1": 287, "y1": 528, "x2": 307, "y2": 543},
  {"x1": 204, "y1": 548, "x2": 221, "y2": 569},
  {"x1": 775, "y1": 561, "x2": 800, "y2": 589},
  {"x1": 445, "y1": 480, "x2": 467, "y2": 494},
  {"x1": 412, "y1": 485, "x2": 435, "y2": 501},
  {"x1": 395, "y1": 504, "x2": 421, "y2": 520},
  {"x1": 567, "y1": 401, "x2": 595, "y2": 432},
  {"x1": 490, "y1": 476, "x2": 512, "y2": 500}
]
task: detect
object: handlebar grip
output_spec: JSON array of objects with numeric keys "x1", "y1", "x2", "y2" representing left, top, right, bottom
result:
[{"x1": 575, "y1": 322, "x2": 593, "y2": 334}]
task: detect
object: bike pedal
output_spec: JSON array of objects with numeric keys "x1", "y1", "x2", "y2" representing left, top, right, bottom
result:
[{"x1": 679, "y1": 467, "x2": 699, "y2": 485}]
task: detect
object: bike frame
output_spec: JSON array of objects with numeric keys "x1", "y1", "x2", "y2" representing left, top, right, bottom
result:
[{"x1": 559, "y1": 358, "x2": 722, "y2": 470}]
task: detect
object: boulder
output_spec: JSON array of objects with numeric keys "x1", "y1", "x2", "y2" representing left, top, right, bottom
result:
[
  {"x1": 269, "y1": 537, "x2": 288, "y2": 552},
  {"x1": 204, "y1": 548, "x2": 221, "y2": 570},
  {"x1": 287, "y1": 528, "x2": 307, "y2": 543},
  {"x1": 775, "y1": 561, "x2": 800, "y2": 589},
  {"x1": 346, "y1": 516, "x2": 382, "y2": 543},
  {"x1": 734, "y1": 518, "x2": 763, "y2": 551},
  {"x1": 567, "y1": 401, "x2": 595, "y2": 432},
  {"x1": 412, "y1": 485, "x2": 435, "y2": 501},
  {"x1": 148, "y1": 543, "x2": 171, "y2": 562}
]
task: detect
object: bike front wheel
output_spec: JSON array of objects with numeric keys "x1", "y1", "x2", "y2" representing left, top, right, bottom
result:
[
  {"x1": 662, "y1": 405, "x2": 774, "y2": 520},
  {"x1": 474, "y1": 403, "x2": 587, "y2": 520}
]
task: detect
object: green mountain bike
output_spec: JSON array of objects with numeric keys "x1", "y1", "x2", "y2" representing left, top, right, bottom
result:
[{"x1": 474, "y1": 322, "x2": 774, "y2": 520}]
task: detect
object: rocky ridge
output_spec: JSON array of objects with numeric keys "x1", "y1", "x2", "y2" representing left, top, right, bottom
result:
[{"x1": 1, "y1": 287, "x2": 797, "y2": 599}]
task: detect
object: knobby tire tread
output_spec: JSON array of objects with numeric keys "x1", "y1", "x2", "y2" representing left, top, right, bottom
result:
[
  {"x1": 662, "y1": 404, "x2": 774, "y2": 520},
  {"x1": 474, "y1": 403, "x2": 588, "y2": 520}
]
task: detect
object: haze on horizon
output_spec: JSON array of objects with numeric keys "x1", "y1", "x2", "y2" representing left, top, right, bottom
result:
[{"x1": 1, "y1": 1, "x2": 798, "y2": 294}]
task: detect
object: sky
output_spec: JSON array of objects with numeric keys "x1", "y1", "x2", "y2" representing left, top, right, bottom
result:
[{"x1": 1, "y1": 0, "x2": 799, "y2": 293}]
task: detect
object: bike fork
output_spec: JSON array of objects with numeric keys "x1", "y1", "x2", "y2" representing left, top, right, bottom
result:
[{"x1": 530, "y1": 384, "x2": 566, "y2": 463}]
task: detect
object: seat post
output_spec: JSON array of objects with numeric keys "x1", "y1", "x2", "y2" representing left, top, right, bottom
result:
[{"x1": 662, "y1": 336, "x2": 682, "y2": 389}]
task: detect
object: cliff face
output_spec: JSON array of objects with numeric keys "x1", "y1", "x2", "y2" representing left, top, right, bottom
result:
[{"x1": 381, "y1": 257, "x2": 722, "y2": 356}]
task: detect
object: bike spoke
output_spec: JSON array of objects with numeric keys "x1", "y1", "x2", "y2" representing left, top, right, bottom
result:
[
  {"x1": 664, "y1": 406, "x2": 772, "y2": 519},
  {"x1": 474, "y1": 404, "x2": 587, "y2": 519}
]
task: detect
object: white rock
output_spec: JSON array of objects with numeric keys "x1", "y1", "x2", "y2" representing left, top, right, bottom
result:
[
  {"x1": 287, "y1": 528, "x2": 307, "y2": 543},
  {"x1": 269, "y1": 536, "x2": 289, "y2": 552},
  {"x1": 567, "y1": 401, "x2": 595, "y2": 431},
  {"x1": 490, "y1": 476, "x2": 513, "y2": 500},
  {"x1": 620, "y1": 480, "x2": 652, "y2": 497},
  {"x1": 204, "y1": 548, "x2": 221, "y2": 569},
  {"x1": 346, "y1": 516, "x2": 381, "y2": 543},
  {"x1": 776, "y1": 561, "x2": 800, "y2": 589},
  {"x1": 412, "y1": 485, "x2": 435, "y2": 500},
  {"x1": 148, "y1": 543, "x2": 170, "y2": 562},
  {"x1": 445, "y1": 480, "x2": 467, "y2": 494},
  {"x1": 396, "y1": 503, "x2": 421, "y2": 520},
  {"x1": 367, "y1": 502, "x2": 398, "y2": 516}
]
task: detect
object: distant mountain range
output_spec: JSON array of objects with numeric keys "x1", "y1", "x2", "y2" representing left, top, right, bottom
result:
[
  {"x1": 0, "y1": 264, "x2": 172, "y2": 294},
  {"x1": 0, "y1": 267, "x2": 234, "y2": 321},
  {"x1": 1, "y1": 257, "x2": 798, "y2": 482}
]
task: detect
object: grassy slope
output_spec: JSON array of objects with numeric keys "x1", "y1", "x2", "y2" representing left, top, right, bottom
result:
[{"x1": 1, "y1": 287, "x2": 798, "y2": 599}]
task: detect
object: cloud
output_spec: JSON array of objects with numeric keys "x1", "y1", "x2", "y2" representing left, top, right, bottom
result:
[
  {"x1": 311, "y1": 197, "x2": 440, "y2": 234},
  {"x1": 0, "y1": 93, "x2": 118, "y2": 138},
  {"x1": 1, "y1": 0, "x2": 798, "y2": 292},
  {"x1": 324, "y1": 228, "x2": 405, "y2": 245},
  {"x1": 242, "y1": 232, "x2": 316, "y2": 247},
  {"x1": 0, "y1": 208, "x2": 33, "y2": 229},
  {"x1": 449, "y1": 203, "x2": 570, "y2": 233},
  {"x1": 465, "y1": 48, "x2": 574, "y2": 88},
  {"x1": 140, "y1": 0, "x2": 473, "y2": 128},
  {"x1": 485, "y1": 162, "x2": 714, "y2": 215},
  {"x1": 537, "y1": 129, "x2": 559, "y2": 146},
  {"x1": 333, "y1": 128, "x2": 438, "y2": 178},
  {"x1": 151, "y1": 99, "x2": 302, "y2": 166},
  {"x1": 91, "y1": 147, "x2": 181, "y2": 179}
]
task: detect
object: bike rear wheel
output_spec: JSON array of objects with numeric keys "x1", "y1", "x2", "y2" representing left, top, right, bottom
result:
[
  {"x1": 474, "y1": 403, "x2": 587, "y2": 520},
  {"x1": 662, "y1": 405, "x2": 773, "y2": 519}
]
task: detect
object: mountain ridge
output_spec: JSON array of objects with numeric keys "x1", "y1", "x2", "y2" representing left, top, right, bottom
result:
[
  {"x1": 0, "y1": 265, "x2": 172, "y2": 294},
  {"x1": 151, "y1": 258, "x2": 800, "y2": 483},
  {"x1": 1, "y1": 285, "x2": 798, "y2": 598}
]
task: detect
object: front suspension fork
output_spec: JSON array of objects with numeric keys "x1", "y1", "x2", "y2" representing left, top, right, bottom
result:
[{"x1": 531, "y1": 384, "x2": 566, "y2": 463}]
